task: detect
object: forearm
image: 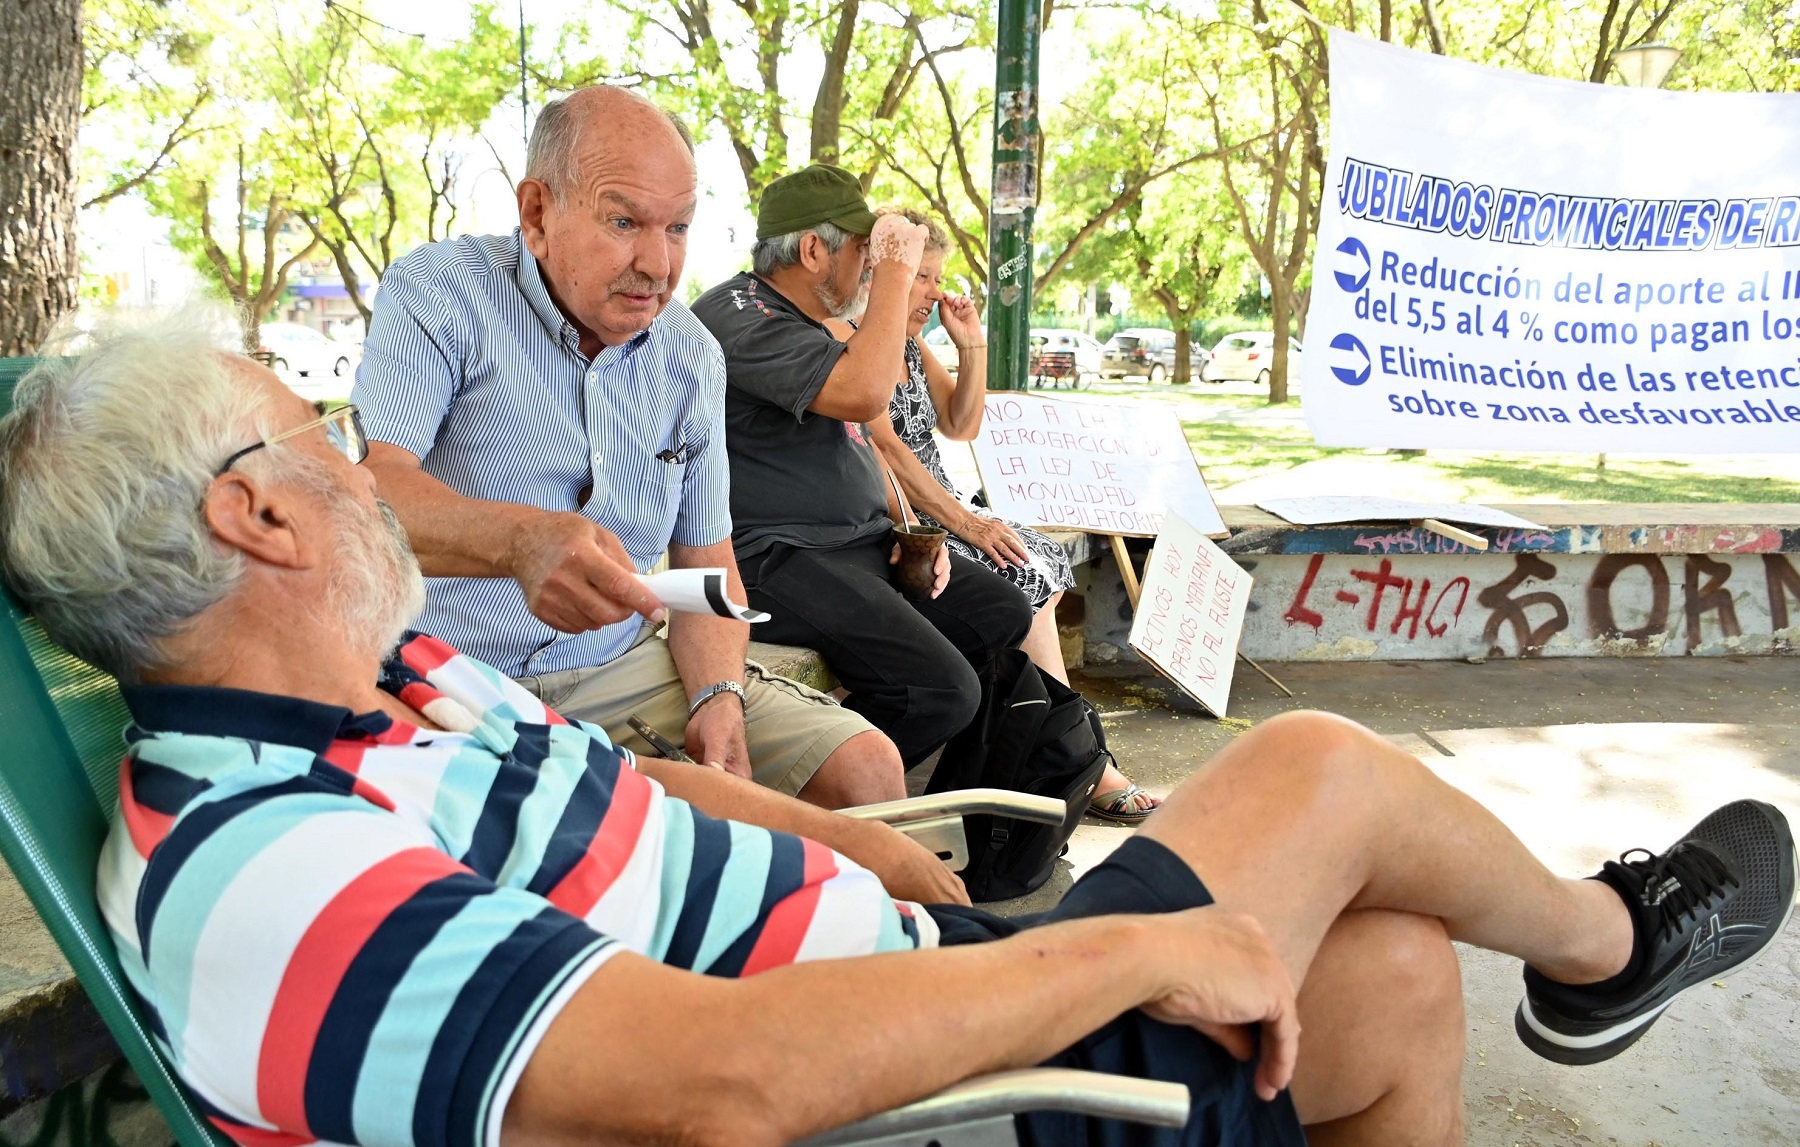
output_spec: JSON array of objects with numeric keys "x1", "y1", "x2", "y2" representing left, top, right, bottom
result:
[
  {"x1": 664, "y1": 541, "x2": 751, "y2": 693},
  {"x1": 938, "y1": 355, "x2": 988, "y2": 440},
  {"x1": 817, "y1": 262, "x2": 916, "y2": 421},
  {"x1": 510, "y1": 914, "x2": 1165, "y2": 1147},
  {"x1": 874, "y1": 434, "x2": 971, "y2": 530},
  {"x1": 635, "y1": 755, "x2": 883, "y2": 858},
  {"x1": 365, "y1": 449, "x2": 542, "y2": 578}
]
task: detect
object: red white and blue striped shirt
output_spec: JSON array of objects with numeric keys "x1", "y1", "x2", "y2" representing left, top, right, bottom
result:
[{"x1": 97, "y1": 634, "x2": 936, "y2": 1147}]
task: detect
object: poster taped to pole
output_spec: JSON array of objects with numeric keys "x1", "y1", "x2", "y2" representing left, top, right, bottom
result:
[
  {"x1": 1304, "y1": 32, "x2": 1800, "y2": 453},
  {"x1": 1127, "y1": 511, "x2": 1252, "y2": 717},
  {"x1": 972, "y1": 394, "x2": 1226, "y2": 537}
]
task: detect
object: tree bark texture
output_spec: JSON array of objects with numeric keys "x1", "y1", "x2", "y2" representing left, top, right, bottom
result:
[{"x1": 1, "y1": 0, "x2": 82, "y2": 356}]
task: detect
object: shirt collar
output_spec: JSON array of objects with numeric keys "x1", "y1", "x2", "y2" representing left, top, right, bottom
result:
[
  {"x1": 120, "y1": 683, "x2": 376, "y2": 754},
  {"x1": 514, "y1": 229, "x2": 659, "y2": 358}
]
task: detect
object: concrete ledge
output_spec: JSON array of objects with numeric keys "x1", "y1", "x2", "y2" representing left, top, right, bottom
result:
[{"x1": 1220, "y1": 503, "x2": 1800, "y2": 557}]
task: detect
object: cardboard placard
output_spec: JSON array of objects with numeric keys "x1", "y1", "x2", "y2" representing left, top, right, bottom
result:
[
  {"x1": 972, "y1": 394, "x2": 1227, "y2": 538},
  {"x1": 1127, "y1": 511, "x2": 1254, "y2": 717}
]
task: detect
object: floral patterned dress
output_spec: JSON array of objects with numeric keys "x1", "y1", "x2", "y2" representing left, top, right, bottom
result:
[{"x1": 890, "y1": 338, "x2": 1076, "y2": 610}]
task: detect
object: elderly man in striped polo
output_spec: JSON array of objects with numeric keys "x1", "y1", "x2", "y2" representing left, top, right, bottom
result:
[
  {"x1": 351, "y1": 87, "x2": 906, "y2": 811},
  {"x1": 6, "y1": 315, "x2": 1793, "y2": 1147}
]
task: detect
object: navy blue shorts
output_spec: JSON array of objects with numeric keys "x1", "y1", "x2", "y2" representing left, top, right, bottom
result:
[{"x1": 926, "y1": 837, "x2": 1308, "y2": 1146}]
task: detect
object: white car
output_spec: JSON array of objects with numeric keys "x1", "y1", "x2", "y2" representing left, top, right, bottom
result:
[
  {"x1": 260, "y1": 322, "x2": 357, "y2": 382},
  {"x1": 1028, "y1": 328, "x2": 1104, "y2": 387},
  {"x1": 1201, "y1": 331, "x2": 1304, "y2": 386}
]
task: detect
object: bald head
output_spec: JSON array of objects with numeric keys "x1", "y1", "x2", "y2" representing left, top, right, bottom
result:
[{"x1": 525, "y1": 88, "x2": 694, "y2": 208}]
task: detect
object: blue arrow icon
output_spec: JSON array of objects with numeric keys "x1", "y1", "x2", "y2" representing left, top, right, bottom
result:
[
  {"x1": 1333, "y1": 236, "x2": 1370, "y2": 293},
  {"x1": 1329, "y1": 333, "x2": 1371, "y2": 386}
]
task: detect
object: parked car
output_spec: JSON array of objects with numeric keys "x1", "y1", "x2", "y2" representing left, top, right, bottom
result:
[
  {"x1": 1027, "y1": 328, "x2": 1103, "y2": 388},
  {"x1": 1100, "y1": 328, "x2": 1192, "y2": 381},
  {"x1": 260, "y1": 321, "x2": 357, "y2": 381},
  {"x1": 921, "y1": 325, "x2": 961, "y2": 373},
  {"x1": 1201, "y1": 330, "x2": 1304, "y2": 386}
]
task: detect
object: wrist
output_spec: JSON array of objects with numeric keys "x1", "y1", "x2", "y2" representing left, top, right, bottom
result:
[
  {"x1": 688, "y1": 679, "x2": 748, "y2": 718},
  {"x1": 953, "y1": 341, "x2": 986, "y2": 351}
]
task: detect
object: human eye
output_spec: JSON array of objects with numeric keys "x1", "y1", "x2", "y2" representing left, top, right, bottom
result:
[
  {"x1": 609, "y1": 216, "x2": 636, "y2": 232},
  {"x1": 669, "y1": 222, "x2": 691, "y2": 236}
]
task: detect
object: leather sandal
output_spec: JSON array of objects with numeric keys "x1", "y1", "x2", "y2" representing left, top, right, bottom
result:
[{"x1": 1088, "y1": 783, "x2": 1160, "y2": 824}]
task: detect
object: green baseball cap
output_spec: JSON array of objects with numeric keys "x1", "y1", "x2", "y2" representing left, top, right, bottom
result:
[{"x1": 756, "y1": 164, "x2": 878, "y2": 239}]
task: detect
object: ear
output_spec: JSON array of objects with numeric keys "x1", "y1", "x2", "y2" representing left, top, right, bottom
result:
[
  {"x1": 518, "y1": 179, "x2": 553, "y2": 259},
  {"x1": 797, "y1": 231, "x2": 829, "y2": 276},
  {"x1": 201, "y1": 472, "x2": 317, "y2": 573}
]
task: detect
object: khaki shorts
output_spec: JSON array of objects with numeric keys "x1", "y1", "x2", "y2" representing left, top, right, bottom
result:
[{"x1": 513, "y1": 633, "x2": 873, "y2": 797}]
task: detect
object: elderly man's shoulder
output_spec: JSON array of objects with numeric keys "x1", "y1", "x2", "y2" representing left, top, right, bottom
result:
[
  {"x1": 655, "y1": 298, "x2": 725, "y2": 362},
  {"x1": 386, "y1": 231, "x2": 524, "y2": 291}
]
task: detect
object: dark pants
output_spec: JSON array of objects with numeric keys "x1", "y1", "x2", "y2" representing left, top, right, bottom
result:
[
  {"x1": 740, "y1": 536, "x2": 1035, "y2": 766},
  {"x1": 927, "y1": 838, "x2": 1309, "y2": 1146}
]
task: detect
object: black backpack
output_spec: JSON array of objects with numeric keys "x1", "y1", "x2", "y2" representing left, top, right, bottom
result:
[{"x1": 925, "y1": 648, "x2": 1112, "y2": 901}]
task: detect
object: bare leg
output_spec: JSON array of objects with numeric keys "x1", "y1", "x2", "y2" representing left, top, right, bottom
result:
[
  {"x1": 1020, "y1": 592, "x2": 1070, "y2": 684},
  {"x1": 1289, "y1": 910, "x2": 1466, "y2": 1146},
  {"x1": 796, "y1": 730, "x2": 906, "y2": 808},
  {"x1": 1138, "y1": 710, "x2": 1634, "y2": 988}
]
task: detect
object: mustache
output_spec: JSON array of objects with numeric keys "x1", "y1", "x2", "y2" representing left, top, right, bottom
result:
[{"x1": 610, "y1": 272, "x2": 669, "y2": 296}]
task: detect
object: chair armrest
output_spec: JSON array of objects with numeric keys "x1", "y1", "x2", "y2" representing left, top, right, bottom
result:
[
  {"x1": 791, "y1": 1068, "x2": 1190, "y2": 1146},
  {"x1": 839, "y1": 789, "x2": 1066, "y2": 827}
]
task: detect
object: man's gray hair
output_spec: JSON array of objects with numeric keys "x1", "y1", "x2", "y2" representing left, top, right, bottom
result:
[
  {"x1": 751, "y1": 220, "x2": 855, "y2": 277},
  {"x1": 0, "y1": 310, "x2": 269, "y2": 681},
  {"x1": 525, "y1": 90, "x2": 695, "y2": 207}
]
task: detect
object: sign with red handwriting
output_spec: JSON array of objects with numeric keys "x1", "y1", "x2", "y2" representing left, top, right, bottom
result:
[
  {"x1": 1128, "y1": 511, "x2": 1254, "y2": 716},
  {"x1": 972, "y1": 394, "x2": 1226, "y2": 538}
]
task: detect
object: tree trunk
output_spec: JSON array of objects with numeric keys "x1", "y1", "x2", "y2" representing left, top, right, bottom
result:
[
  {"x1": 810, "y1": 0, "x2": 860, "y2": 164},
  {"x1": 1268, "y1": 285, "x2": 1292, "y2": 403},
  {"x1": 1173, "y1": 328, "x2": 1192, "y2": 384},
  {"x1": 1, "y1": 0, "x2": 82, "y2": 355}
]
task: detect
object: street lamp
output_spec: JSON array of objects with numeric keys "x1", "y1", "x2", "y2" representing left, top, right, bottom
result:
[{"x1": 1612, "y1": 43, "x2": 1682, "y2": 89}]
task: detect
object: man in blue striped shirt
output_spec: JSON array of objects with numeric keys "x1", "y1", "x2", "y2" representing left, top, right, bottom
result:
[{"x1": 353, "y1": 87, "x2": 905, "y2": 810}]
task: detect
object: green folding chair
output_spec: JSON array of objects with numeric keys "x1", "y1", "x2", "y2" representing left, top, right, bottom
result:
[{"x1": 0, "y1": 356, "x2": 1186, "y2": 1147}]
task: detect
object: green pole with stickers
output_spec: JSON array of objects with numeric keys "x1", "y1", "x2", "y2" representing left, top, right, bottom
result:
[{"x1": 987, "y1": 0, "x2": 1040, "y2": 391}]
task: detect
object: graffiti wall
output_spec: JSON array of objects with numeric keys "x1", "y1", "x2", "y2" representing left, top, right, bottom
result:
[{"x1": 1237, "y1": 551, "x2": 1800, "y2": 660}]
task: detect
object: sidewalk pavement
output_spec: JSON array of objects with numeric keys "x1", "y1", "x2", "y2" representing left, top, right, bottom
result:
[{"x1": 1027, "y1": 657, "x2": 1800, "y2": 1146}]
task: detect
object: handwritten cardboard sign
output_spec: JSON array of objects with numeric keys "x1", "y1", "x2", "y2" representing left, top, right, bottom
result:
[
  {"x1": 1128, "y1": 511, "x2": 1254, "y2": 717},
  {"x1": 972, "y1": 394, "x2": 1226, "y2": 538}
]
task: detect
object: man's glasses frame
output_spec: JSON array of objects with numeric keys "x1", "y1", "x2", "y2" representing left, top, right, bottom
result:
[{"x1": 216, "y1": 402, "x2": 369, "y2": 476}]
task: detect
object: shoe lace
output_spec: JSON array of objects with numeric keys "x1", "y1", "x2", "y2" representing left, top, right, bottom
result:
[{"x1": 1612, "y1": 843, "x2": 1740, "y2": 944}]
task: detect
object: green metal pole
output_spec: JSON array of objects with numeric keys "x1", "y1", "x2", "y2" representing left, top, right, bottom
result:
[{"x1": 987, "y1": 0, "x2": 1041, "y2": 392}]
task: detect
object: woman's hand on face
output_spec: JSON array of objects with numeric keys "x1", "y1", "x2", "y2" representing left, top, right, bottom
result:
[
  {"x1": 956, "y1": 516, "x2": 1033, "y2": 569},
  {"x1": 939, "y1": 294, "x2": 986, "y2": 349}
]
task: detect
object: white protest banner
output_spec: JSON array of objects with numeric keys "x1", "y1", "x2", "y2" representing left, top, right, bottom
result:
[
  {"x1": 1305, "y1": 32, "x2": 1800, "y2": 452},
  {"x1": 972, "y1": 394, "x2": 1226, "y2": 538},
  {"x1": 1126, "y1": 511, "x2": 1252, "y2": 717}
]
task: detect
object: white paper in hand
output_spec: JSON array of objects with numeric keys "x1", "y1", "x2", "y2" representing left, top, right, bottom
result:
[{"x1": 634, "y1": 568, "x2": 771, "y2": 623}]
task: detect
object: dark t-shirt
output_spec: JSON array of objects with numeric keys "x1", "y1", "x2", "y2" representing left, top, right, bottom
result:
[{"x1": 691, "y1": 272, "x2": 891, "y2": 559}]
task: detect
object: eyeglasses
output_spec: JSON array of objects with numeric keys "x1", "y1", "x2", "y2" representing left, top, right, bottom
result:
[{"x1": 216, "y1": 402, "x2": 369, "y2": 476}]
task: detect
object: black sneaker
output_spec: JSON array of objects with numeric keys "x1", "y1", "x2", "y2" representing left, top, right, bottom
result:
[{"x1": 1515, "y1": 799, "x2": 1796, "y2": 1066}]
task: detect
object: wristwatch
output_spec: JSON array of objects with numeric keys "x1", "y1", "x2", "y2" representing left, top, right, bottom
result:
[{"x1": 688, "y1": 680, "x2": 748, "y2": 717}]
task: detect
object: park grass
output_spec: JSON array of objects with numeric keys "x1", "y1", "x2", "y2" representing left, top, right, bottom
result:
[{"x1": 1070, "y1": 381, "x2": 1800, "y2": 504}]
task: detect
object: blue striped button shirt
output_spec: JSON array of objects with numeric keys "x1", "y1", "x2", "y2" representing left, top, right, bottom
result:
[{"x1": 352, "y1": 230, "x2": 732, "y2": 677}]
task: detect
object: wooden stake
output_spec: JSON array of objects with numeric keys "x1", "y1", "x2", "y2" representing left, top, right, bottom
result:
[
  {"x1": 1109, "y1": 534, "x2": 1141, "y2": 610},
  {"x1": 1237, "y1": 653, "x2": 1295, "y2": 698},
  {"x1": 1417, "y1": 518, "x2": 1488, "y2": 551}
]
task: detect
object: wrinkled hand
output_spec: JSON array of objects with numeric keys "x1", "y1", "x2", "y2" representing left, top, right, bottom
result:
[
  {"x1": 512, "y1": 512, "x2": 666, "y2": 633},
  {"x1": 1139, "y1": 909, "x2": 1300, "y2": 1102},
  {"x1": 870, "y1": 214, "x2": 930, "y2": 273},
  {"x1": 855, "y1": 821, "x2": 972, "y2": 907},
  {"x1": 956, "y1": 517, "x2": 1031, "y2": 570},
  {"x1": 684, "y1": 697, "x2": 752, "y2": 780},
  {"x1": 938, "y1": 294, "x2": 985, "y2": 348},
  {"x1": 890, "y1": 539, "x2": 953, "y2": 599}
]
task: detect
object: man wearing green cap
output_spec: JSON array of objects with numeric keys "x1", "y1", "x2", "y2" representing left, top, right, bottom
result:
[{"x1": 692, "y1": 166, "x2": 1035, "y2": 769}]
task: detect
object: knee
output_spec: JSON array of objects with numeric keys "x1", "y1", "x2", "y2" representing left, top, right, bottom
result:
[
  {"x1": 1375, "y1": 911, "x2": 1464, "y2": 1026},
  {"x1": 805, "y1": 731, "x2": 905, "y2": 807},
  {"x1": 989, "y1": 585, "x2": 1034, "y2": 649},
  {"x1": 1222, "y1": 710, "x2": 1420, "y2": 805}
]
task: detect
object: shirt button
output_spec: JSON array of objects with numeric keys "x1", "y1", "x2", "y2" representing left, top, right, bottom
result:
[{"x1": 591, "y1": 452, "x2": 603, "y2": 463}]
